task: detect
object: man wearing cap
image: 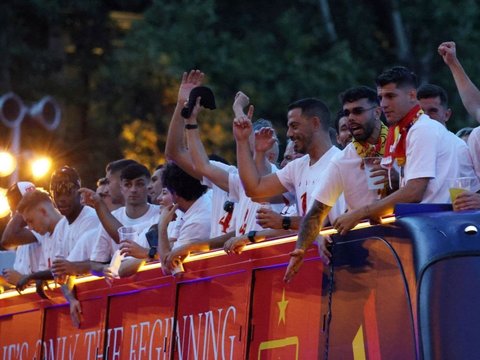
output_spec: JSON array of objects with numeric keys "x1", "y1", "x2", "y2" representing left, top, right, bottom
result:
[{"x1": 1, "y1": 182, "x2": 44, "y2": 287}]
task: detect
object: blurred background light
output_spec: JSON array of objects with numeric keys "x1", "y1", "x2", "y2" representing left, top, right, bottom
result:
[
  {"x1": 0, "y1": 151, "x2": 17, "y2": 177},
  {"x1": 0, "y1": 188, "x2": 10, "y2": 218},
  {"x1": 31, "y1": 157, "x2": 52, "y2": 179}
]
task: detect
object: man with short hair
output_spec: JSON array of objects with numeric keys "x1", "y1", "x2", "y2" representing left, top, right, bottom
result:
[
  {"x1": 417, "y1": 84, "x2": 452, "y2": 126},
  {"x1": 330, "y1": 66, "x2": 466, "y2": 235},
  {"x1": 334, "y1": 110, "x2": 352, "y2": 149},
  {"x1": 283, "y1": 86, "x2": 392, "y2": 275},
  {"x1": 105, "y1": 159, "x2": 139, "y2": 207},
  {"x1": 88, "y1": 163, "x2": 159, "y2": 269},
  {"x1": 122, "y1": 162, "x2": 211, "y2": 275},
  {"x1": 147, "y1": 165, "x2": 164, "y2": 205},
  {"x1": 96, "y1": 177, "x2": 119, "y2": 212}
]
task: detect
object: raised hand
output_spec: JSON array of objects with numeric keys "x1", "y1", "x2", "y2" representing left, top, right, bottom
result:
[
  {"x1": 233, "y1": 91, "x2": 250, "y2": 117},
  {"x1": 79, "y1": 188, "x2": 101, "y2": 208},
  {"x1": 233, "y1": 105, "x2": 254, "y2": 143},
  {"x1": 438, "y1": 41, "x2": 458, "y2": 66},
  {"x1": 254, "y1": 127, "x2": 277, "y2": 154},
  {"x1": 178, "y1": 70, "x2": 204, "y2": 104},
  {"x1": 159, "y1": 204, "x2": 178, "y2": 229}
]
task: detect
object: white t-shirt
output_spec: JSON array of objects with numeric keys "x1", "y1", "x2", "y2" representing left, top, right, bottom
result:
[
  {"x1": 172, "y1": 193, "x2": 212, "y2": 249},
  {"x1": 67, "y1": 228, "x2": 102, "y2": 262},
  {"x1": 314, "y1": 143, "x2": 381, "y2": 211},
  {"x1": 229, "y1": 173, "x2": 264, "y2": 236},
  {"x1": 402, "y1": 114, "x2": 467, "y2": 203},
  {"x1": 13, "y1": 233, "x2": 44, "y2": 275},
  {"x1": 90, "y1": 204, "x2": 160, "y2": 263},
  {"x1": 468, "y1": 126, "x2": 480, "y2": 181},
  {"x1": 38, "y1": 217, "x2": 69, "y2": 270},
  {"x1": 203, "y1": 161, "x2": 238, "y2": 238},
  {"x1": 276, "y1": 146, "x2": 346, "y2": 223},
  {"x1": 64, "y1": 206, "x2": 100, "y2": 260}
]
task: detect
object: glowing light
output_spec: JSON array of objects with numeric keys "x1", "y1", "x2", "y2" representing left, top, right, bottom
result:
[
  {"x1": 0, "y1": 188, "x2": 10, "y2": 218},
  {"x1": 0, "y1": 151, "x2": 16, "y2": 177},
  {"x1": 31, "y1": 157, "x2": 52, "y2": 179}
]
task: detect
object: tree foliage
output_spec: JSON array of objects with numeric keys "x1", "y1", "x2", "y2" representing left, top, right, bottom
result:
[{"x1": 1, "y1": 0, "x2": 480, "y2": 186}]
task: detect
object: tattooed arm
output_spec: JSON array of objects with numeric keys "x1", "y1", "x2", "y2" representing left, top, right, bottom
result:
[{"x1": 284, "y1": 200, "x2": 332, "y2": 283}]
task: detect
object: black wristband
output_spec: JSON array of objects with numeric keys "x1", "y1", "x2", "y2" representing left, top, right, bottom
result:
[
  {"x1": 185, "y1": 123, "x2": 198, "y2": 130},
  {"x1": 247, "y1": 230, "x2": 257, "y2": 243},
  {"x1": 282, "y1": 216, "x2": 291, "y2": 230}
]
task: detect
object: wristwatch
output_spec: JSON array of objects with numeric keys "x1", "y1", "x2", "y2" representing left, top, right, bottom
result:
[
  {"x1": 282, "y1": 216, "x2": 291, "y2": 230},
  {"x1": 148, "y1": 246, "x2": 157, "y2": 259},
  {"x1": 185, "y1": 123, "x2": 198, "y2": 130},
  {"x1": 247, "y1": 230, "x2": 258, "y2": 243}
]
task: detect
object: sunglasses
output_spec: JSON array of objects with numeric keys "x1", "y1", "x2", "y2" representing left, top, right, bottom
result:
[{"x1": 342, "y1": 106, "x2": 377, "y2": 117}]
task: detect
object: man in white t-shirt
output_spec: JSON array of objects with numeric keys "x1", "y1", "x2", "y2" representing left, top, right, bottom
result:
[
  {"x1": 147, "y1": 165, "x2": 164, "y2": 205},
  {"x1": 85, "y1": 163, "x2": 160, "y2": 273},
  {"x1": 330, "y1": 67, "x2": 465, "y2": 236},
  {"x1": 283, "y1": 86, "x2": 393, "y2": 276},
  {"x1": 120, "y1": 162, "x2": 211, "y2": 275},
  {"x1": 46, "y1": 166, "x2": 101, "y2": 278},
  {"x1": 15, "y1": 190, "x2": 68, "y2": 290},
  {"x1": 226, "y1": 98, "x2": 346, "y2": 254},
  {"x1": 1, "y1": 182, "x2": 44, "y2": 287}
]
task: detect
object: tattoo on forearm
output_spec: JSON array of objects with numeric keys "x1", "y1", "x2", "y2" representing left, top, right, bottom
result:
[{"x1": 296, "y1": 201, "x2": 330, "y2": 249}]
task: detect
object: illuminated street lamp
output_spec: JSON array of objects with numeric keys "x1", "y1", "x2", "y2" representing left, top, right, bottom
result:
[
  {"x1": 0, "y1": 92, "x2": 61, "y2": 184},
  {"x1": 0, "y1": 188, "x2": 10, "y2": 218},
  {"x1": 31, "y1": 157, "x2": 52, "y2": 180},
  {"x1": 0, "y1": 151, "x2": 16, "y2": 177}
]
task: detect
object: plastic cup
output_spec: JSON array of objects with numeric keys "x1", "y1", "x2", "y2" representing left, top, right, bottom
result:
[
  {"x1": 363, "y1": 157, "x2": 384, "y2": 190},
  {"x1": 118, "y1": 226, "x2": 137, "y2": 242},
  {"x1": 449, "y1": 177, "x2": 476, "y2": 202},
  {"x1": 171, "y1": 258, "x2": 185, "y2": 276}
]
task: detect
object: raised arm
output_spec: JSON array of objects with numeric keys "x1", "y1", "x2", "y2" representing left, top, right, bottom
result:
[
  {"x1": 79, "y1": 188, "x2": 122, "y2": 243},
  {"x1": 1, "y1": 213, "x2": 38, "y2": 249},
  {"x1": 165, "y1": 70, "x2": 204, "y2": 179},
  {"x1": 439, "y1": 41, "x2": 480, "y2": 123},
  {"x1": 234, "y1": 111, "x2": 287, "y2": 198},
  {"x1": 185, "y1": 98, "x2": 230, "y2": 191}
]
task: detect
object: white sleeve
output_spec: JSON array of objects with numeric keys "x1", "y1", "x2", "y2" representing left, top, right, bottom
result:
[
  {"x1": 313, "y1": 162, "x2": 344, "y2": 207},
  {"x1": 275, "y1": 161, "x2": 296, "y2": 193},
  {"x1": 404, "y1": 123, "x2": 438, "y2": 182},
  {"x1": 175, "y1": 218, "x2": 210, "y2": 246},
  {"x1": 468, "y1": 127, "x2": 480, "y2": 180},
  {"x1": 228, "y1": 173, "x2": 241, "y2": 202},
  {"x1": 90, "y1": 228, "x2": 114, "y2": 263},
  {"x1": 67, "y1": 228, "x2": 101, "y2": 262}
]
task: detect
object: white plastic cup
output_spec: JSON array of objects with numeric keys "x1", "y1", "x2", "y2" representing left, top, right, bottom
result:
[
  {"x1": 118, "y1": 226, "x2": 137, "y2": 242},
  {"x1": 363, "y1": 157, "x2": 384, "y2": 190}
]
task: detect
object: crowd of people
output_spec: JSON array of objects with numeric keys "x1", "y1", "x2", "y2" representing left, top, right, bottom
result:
[{"x1": 1, "y1": 41, "x2": 480, "y2": 327}]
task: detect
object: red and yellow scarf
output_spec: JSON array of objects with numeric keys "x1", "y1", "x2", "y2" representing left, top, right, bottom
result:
[
  {"x1": 352, "y1": 122, "x2": 389, "y2": 158},
  {"x1": 383, "y1": 104, "x2": 423, "y2": 167}
]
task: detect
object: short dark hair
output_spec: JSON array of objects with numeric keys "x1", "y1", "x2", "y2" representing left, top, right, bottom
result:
[
  {"x1": 287, "y1": 98, "x2": 330, "y2": 130},
  {"x1": 106, "y1": 159, "x2": 138, "y2": 175},
  {"x1": 339, "y1": 86, "x2": 379, "y2": 106},
  {"x1": 375, "y1": 66, "x2": 418, "y2": 89},
  {"x1": 97, "y1": 177, "x2": 108, "y2": 187},
  {"x1": 120, "y1": 163, "x2": 151, "y2": 181},
  {"x1": 417, "y1": 84, "x2": 449, "y2": 107},
  {"x1": 17, "y1": 190, "x2": 53, "y2": 214},
  {"x1": 161, "y1": 162, "x2": 207, "y2": 201}
]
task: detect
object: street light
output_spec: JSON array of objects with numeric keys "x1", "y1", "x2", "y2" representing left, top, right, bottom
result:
[
  {"x1": 0, "y1": 188, "x2": 10, "y2": 218},
  {"x1": 31, "y1": 157, "x2": 52, "y2": 180},
  {"x1": 0, "y1": 93, "x2": 61, "y2": 184},
  {"x1": 0, "y1": 151, "x2": 16, "y2": 177}
]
